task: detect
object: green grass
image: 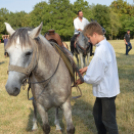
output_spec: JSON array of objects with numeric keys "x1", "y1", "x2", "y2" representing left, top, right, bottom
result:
[{"x1": 0, "y1": 40, "x2": 134, "y2": 134}]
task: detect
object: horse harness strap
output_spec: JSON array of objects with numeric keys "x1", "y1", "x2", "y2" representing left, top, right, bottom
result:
[
  {"x1": 8, "y1": 42, "x2": 38, "y2": 76},
  {"x1": 7, "y1": 36, "x2": 82, "y2": 100},
  {"x1": 49, "y1": 41, "x2": 75, "y2": 79}
]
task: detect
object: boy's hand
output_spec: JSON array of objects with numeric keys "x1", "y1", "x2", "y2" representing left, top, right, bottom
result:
[
  {"x1": 75, "y1": 78, "x2": 84, "y2": 85},
  {"x1": 79, "y1": 66, "x2": 88, "y2": 76},
  {"x1": 79, "y1": 68, "x2": 84, "y2": 75}
]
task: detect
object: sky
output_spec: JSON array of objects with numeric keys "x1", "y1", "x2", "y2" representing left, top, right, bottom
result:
[{"x1": 0, "y1": 0, "x2": 134, "y2": 13}]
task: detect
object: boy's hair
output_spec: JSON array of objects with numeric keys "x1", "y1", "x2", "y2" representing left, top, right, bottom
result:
[
  {"x1": 83, "y1": 21, "x2": 103, "y2": 36},
  {"x1": 127, "y1": 29, "x2": 130, "y2": 32}
]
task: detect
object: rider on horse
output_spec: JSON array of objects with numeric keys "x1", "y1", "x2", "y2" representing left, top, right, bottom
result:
[{"x1": 71, "y1": 10, "x2": 92, "y2": 55}]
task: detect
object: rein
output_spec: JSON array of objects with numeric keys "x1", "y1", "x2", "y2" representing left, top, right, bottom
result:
[{"x1": 7, "y1": 37, "x2": 83, "y2": 100}]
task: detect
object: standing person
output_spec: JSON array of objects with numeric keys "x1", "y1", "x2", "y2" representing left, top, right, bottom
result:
[
  {"x1": 2, "y1": 35, "x2": 8, "y2": 47},
  {"x1": 124, "y1": 29, "x2": 132, "y2": 55},
  {"x1": 76, "y1": 22, "x2": 120, "y2": 134},
  {"x1": 70, "y1": 10, "x2": 92, "y2": 55},
  {"x1": 2, "y1": 35, "x2": 9, "y2": 57}
]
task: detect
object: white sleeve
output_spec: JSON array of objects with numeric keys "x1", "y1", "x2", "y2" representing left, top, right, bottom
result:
[
  {"x1": 74, "y1": 19, "x2": 79, "y2": 30},
  {"x1": 87, "y1": 19, "x2": 90, "y2": 24},
  {"x1": 83, "y1": 56, "x2": 106, "y2": 85}
]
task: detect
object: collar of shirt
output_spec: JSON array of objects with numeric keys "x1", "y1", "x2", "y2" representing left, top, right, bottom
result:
[
  {"x1": 96, "y1": 38, "x2": 106, "y2": 47},
  {"x1": 77, "y1": 17, "x2": 84, "y2": 21}
]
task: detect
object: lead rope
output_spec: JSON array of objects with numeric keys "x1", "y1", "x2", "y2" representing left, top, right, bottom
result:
[
  {"x1": 27, "y1": 46, "x2": 61, "y2": 100},
  {"x1": 27, "y1": 40, "x2": 83, "y2": 100}
]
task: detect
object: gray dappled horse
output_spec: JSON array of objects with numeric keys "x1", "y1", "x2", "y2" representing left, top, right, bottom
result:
[
  {"x1": 73, "y1": 31, "x2": 91, "y2": 68},
  {"x1": 5, "y1": 22, "x2": 75, "y2": 134}
]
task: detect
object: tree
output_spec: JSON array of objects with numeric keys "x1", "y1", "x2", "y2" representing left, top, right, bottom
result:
[
  {"x1": 93, "y1": 5, "x2": 111, "y2": 34},
  {"x1": 0, "y1": 8, "x2": 9, "y2": 35},
  {"x1": 109, "y1": 10, "x2": 121, "y2": 39},
  {"x1": 30, "y1": 0, "x2": 76, "y2": 40},
  {"x1": 110, "y1": 0, "x2": 134, "y2": 38},
  {"x1": 7, "y1": 11, "x2": 30, "y2": 29}
]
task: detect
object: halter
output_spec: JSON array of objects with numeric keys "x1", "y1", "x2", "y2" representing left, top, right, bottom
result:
[
  {"x1": 8, "y1": 39, "x2": 39, "y2": 77},
  {"x1": 7, "y1": 37, "x2": 82, "y2": 100}
]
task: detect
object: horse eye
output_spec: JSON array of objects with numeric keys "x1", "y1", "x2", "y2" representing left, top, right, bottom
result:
[{"x1": 25, "y1": 52, "x2": 32, "y2": 56}]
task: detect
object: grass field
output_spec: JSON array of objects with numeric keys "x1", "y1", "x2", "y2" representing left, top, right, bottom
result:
[{"x1": 0, "y1": 40, "x2": 134, "y2": 134}]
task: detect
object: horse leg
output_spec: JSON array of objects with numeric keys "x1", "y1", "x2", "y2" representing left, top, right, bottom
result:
[
  {"x1": 83, "y1": 56, "x2": 86, "y2": 67},
  {"x1": 62, "y1": 98, "x2": 75, "y2": 134},
  {"x1": 87, "y1": 52, "x2": 90, "y2": 66},
  {"x1": 37, "y1": 103, "x2": 50, "y2": 134},
  {"x1": 79, "y1": 53, "x2": 83, "y2": 68},
  {"x1": 75, "y1": 54, "x2": 79, "y2": 67},
  {"x1": 32, "y1": 98, "x2": 38, "y2": 131},
  {"x1": 54, "y1": 107, "x2": 62, "y2": 131}
]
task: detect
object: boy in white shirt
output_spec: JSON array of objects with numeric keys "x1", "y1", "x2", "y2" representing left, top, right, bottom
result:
[{"x1": 76, "y1": 22, "x2": 120, "y2": 134}]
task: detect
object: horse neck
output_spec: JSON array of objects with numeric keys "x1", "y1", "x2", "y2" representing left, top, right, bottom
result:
[{"x1": 34, "y1": 35, "x2": 59, "y2": 80}]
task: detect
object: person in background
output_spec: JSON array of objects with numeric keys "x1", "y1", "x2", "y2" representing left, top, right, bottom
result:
[
  {"x1": 124, "y1": 29, "x2": 132, "y2": 55},
  {"x1": 70, "y1": 10, "x2": 90, "y2": 55},
  {"x1": 76, "y1": 22, "x2": 120, "y2": 134},
  {"x1": 2, "y1": 35, "x2": 9, "y2": 57}
]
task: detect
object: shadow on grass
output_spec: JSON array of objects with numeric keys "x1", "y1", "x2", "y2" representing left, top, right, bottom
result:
[
  {"x1": 26, "y1": 107, "x2": 65, "y2": 133},
  {"x1": 72, "y1": 99, "x2": 96, "y2": 134},
  {"x1": 26, "y1": 99, "x2": 96, "y2": 134},
  {"x1": 0, "y1": 61, "x2": 5, "y2": 65}
]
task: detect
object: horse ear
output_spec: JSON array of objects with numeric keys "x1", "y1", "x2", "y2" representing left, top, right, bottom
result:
[
  {"x1": 4, "y1": 22, "x2": 15, "y2": 36},
  {"x1": 28, "y1": 22, "x2": 43, "y2": 39}
]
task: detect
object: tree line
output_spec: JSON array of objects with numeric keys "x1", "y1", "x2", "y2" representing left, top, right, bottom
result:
[{"x1": 0, "y1": 0, "x2": 134, "y2": 41}]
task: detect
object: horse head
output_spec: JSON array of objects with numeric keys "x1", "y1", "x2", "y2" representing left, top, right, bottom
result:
[
  {"x1": 5, "y1": 22, "x2": 43, "y2": 96},
  {"x1": 76, "y1": 31, "x2": 89, "y2": 50}
]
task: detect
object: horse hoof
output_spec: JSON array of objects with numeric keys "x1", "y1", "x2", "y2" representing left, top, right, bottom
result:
[
  {"x1": 56, "y1": 130, "x2": 63, "y2": 133},
  {"x1": 42, "y1": 124, "x2": 50, "y2": 134},
  {"x1": 55, "y1": 124, "x2": 62, "y2": 131},
  {"x1": 67, "y1": 127, "x2": 75, "y2": 134},
  {"x1": 32, "y1": 123, "x2": 38, "y2": 131}
]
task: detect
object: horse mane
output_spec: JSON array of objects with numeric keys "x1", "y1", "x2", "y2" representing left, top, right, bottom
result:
[{"x1": 5, "y1": 27, "x2": 34, "y2": 49}]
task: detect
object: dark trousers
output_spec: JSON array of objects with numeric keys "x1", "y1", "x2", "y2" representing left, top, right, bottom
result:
[
  {"x1": 93, "y1": 96, "x2": 118, "y2": 134},
  {"x1": 126, "y1": 42, "x2": 132, "y2": 55},
  {"x1": 70, "y1": 34, "x2": 78, "y2": 54}
]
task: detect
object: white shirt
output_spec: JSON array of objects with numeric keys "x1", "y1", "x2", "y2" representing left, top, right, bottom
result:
[
  {"x1": 74, "y1": 17, "x2": 89, "y2": 34},
  {"x1": 84, "y1": 39, "x2": 120, "y2": 98}
]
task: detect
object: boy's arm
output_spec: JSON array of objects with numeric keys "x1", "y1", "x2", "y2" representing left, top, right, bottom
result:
[
  {"x1": 79, "y1": 66, "x2": 88, "y2": 75},
  {"x1": 83, "y1": 56, "x2": 106, "y2": 85},
  {"x1": 76, "y1": 66, "x2": 88, "y2": 85},
  {"x1": 76, "y1": 55, "x2": 107, "y2": 86}
]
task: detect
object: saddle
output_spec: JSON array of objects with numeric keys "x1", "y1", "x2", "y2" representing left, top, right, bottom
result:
[
  {"x1": 44, "y1": 29, "x2": 63, "y2": 47},
  {"x1": 44, "y1": 30, "x2": 83, "y2": 82}
]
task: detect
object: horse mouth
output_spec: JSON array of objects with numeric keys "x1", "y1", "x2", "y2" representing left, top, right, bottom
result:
[
  {"x1": 11, "y1": 88, "x2": 20, "y2": 96},
  {"x1": 6, "y1": 85, "x2": 20, "y2": 96}
]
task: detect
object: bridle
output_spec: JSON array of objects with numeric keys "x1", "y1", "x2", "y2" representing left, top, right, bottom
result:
[
  {"x1": 7, "y1": 37, "x2": 61, "y2": 99},
  {"x1": 8, "y1": 38, "x2": 39, "y2": 77},
  {"x1": 7, "y1": 37, "x2": 82, "y2": 100}
]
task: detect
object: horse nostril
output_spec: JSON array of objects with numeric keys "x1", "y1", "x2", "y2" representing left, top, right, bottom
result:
[
  {"x1": 13, "y1": 87, "x2": 20, "y2": 95},
  {"x1": 14, "y1": 87, "x2": 19, "y2": 92}
]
